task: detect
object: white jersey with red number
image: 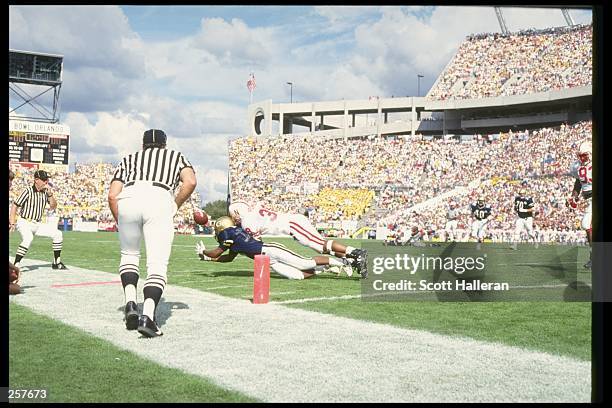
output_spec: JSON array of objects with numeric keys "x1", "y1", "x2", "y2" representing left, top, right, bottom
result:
[
  {"x1": 240, "y1": 205, "x2": 290, "y2": 238},
  {"x1": 570, "y1": 160, "x2": 592, "y2": 198}
]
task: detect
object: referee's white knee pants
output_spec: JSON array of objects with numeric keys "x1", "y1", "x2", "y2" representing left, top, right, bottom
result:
[
  {"x1": 117, "y1": 185, "x2": 175, "y2": 283},
  {"x1": 287, "y1": 214, "x2": 326, "y2": 253},
  {"x1": 16, "y1": 218, "x2": 63, "y2": 248},
  {"x1": 261, "y1": 242, "x2": 317, "y2": 279}
]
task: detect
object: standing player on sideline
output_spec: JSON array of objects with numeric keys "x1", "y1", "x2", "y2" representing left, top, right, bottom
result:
[
  {"x1": 108, "y1": 129, "x2": 196, "y2": 337},
  {"x1": 444, "y1": 201, "x2": 459, "y2": 242},
  {"x1": 469, "y1": 197, "x2": 492, "y2": 249},
  {"x1": 566, "y1": 140, "x2": 592, "y2": 268},
  {"x1": 512, "y1": 188, "x2": 538, "y2": 250},
  {"x1": 228, "y1": 201, "x2": 366, "y2": 266},
  {"x1": 195, "y1": 216, "x2": 366, "y2": 279},
  {"x1": 9, "y1": 170, "x2": 67, "y2": 270}
]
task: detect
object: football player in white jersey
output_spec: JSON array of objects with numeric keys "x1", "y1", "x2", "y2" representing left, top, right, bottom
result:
[
  {"x1": 566, "y1": 140, "x2": 592, "y2": 268},
  {"x1": 228, "y1": 201, "x2": 366, "y2": 277},
  {"x1": 444, "y1": 201, "x2": 459, "y2": 242}
]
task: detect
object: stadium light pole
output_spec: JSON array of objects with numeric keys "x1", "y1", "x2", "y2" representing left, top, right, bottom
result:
[
  {"x1": 287, "y1": 82, "x2": 293, "y2": 103},
  {"x1": 417, "y1": 74, "x2": 424, "y2": 97}
]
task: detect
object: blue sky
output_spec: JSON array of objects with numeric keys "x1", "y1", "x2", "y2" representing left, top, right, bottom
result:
[{"x1": 9, "y1": 5, "x2": 592, "y2": 203}]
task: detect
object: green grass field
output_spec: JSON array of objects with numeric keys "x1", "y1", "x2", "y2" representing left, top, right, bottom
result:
[{"x1": 8, "y1": 231, "x2": 592, "y2": 401}]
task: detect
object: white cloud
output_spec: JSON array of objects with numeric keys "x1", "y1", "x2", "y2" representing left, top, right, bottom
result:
[{"x1": 192, "y1": 17, "x2": 278, "y2": 65}]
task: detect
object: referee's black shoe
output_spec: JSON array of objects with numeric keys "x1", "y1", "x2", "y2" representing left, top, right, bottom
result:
[
  {"x1": 52, "y1": 262, "x2": 68, "y2": 270},
  {"x1": 137, "y1": 315, "x2": 163, "y2": 338},
  {"x1": 124, "y1": 301, "x2": 139, "y2": 330}
]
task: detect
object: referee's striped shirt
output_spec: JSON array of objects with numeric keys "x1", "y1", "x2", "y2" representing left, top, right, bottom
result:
[
  {"x1": 14, "y1": 186, "x2": 50, "y2": 222},
  {"x1": 111, "y1": 147, "x2": 193, "y2": 191}
]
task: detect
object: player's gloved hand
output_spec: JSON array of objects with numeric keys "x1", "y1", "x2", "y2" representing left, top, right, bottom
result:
[
  {"x1": 196, "y1": 240, "x2": 211, "y2": 261},
  {"x1": 566, "y1": 197, "x2": 578, "y2": 209}
]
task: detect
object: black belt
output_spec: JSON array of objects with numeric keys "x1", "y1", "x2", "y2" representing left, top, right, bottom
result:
[{"x1": 124, "y1": 181, "x2": 171, "y2": 191}]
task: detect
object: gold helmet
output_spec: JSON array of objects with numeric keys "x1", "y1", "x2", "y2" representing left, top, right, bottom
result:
[{"x1": 214, "y1": 216, "x2": 235, "y2": 237}]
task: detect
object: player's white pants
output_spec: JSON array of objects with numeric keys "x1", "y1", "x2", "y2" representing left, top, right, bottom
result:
[
  {"x1": 444, "y1": 220, "x2": 458, "y2": 241},
  {"x1": 514, "y1": 217, "x2": 535, "y2": 241},
  {"x1": 286, "y1": 214, "x2": 327, "y2": 253},
  {"x1": 16, "y1": 217, "x2": 63, "y2": 249},
  {"x1": 470, "y1": 219, "x2": 488, "y2": 240},
  {"x1": 117, "y1": 183, "x2": 175, "y2": 287},
  {"x1": 582, "y1": 199, "x2": 592, "y2": 230},
  {"x1": 261, "y1": 242, "x2": 317, "y2": 280}
]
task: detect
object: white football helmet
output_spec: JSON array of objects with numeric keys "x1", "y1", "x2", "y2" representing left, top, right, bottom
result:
[
  {"x1": 228, "y1": 201, "x2": 251, "y2": 223},
  {"x1": 578, "y1": 140, "x2": 591, "y2": 164}
]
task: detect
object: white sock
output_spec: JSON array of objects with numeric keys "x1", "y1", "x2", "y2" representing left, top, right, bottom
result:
[
  {"x1": 346, "y1": 246, "x2": 356, "y2": 254},
  {"x1": 142, "y1": 298, "x2": 156, "y2": 320},
  {"x1": 328, "y1": 258, "x2": 344, "y2": 267},
  {"x1": 124, "y1": 284, "x2": 137, "y2": 304}
]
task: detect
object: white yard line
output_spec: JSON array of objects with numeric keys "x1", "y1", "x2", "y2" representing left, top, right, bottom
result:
[{"x1": 10, "y1": 258, "x2": 590, "y2": 403}]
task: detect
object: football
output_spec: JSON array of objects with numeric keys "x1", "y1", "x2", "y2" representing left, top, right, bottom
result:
[{"x1": 193, "y1": 210, "x2": 209, "y2": 225}]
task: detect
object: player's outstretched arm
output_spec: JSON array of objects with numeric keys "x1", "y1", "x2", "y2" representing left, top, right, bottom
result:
[{"x1": 195, "y1": 241, "x2": 233, "y2": 262}]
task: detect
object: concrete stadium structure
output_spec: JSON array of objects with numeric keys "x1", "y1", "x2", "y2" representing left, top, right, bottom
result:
[{"x1": 246, "y1": 85, "x2": 591, "y2": 139}]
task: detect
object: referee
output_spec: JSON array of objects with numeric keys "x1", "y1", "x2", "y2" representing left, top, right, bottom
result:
[
  {"x1": 108, "y1": 129, "x2": 196, "y2": 337},
  {"x1": 9, "y1": 169, "x2": 67, "y2": 270}
]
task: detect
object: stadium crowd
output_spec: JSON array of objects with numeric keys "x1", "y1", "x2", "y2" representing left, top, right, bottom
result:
[
  {"x1": 8, "y1": 163, "x2": 202, "y2": 233},
  {"x1": 230, "y1": 120, "x2": 591, "y2": 243},
  {"x1": 428, "y1": 24, "x2": 591, "y2": 100}
]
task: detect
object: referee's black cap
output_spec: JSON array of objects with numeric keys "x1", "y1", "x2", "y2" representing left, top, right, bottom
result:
[
  {"x1": 143, "y1": 129, "x2": 167, "y2": 145},
  {"x1": 34, "y1": 170, "x2": 49, "y2": 181}
]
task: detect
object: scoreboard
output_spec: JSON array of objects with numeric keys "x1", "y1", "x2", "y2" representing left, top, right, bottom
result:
[{"x1": 9, "y1": 120, "x2": 70, "y2": 166}]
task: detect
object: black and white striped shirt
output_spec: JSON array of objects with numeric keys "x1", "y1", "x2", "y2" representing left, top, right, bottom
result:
[
  {"x1": 111, "y1": 147, "x2": 193, "y2": 191},
  {"x1": 14, "y1": 185, "x2": 50, "y2": 222}
]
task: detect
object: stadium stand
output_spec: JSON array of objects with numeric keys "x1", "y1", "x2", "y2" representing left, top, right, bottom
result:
[
  {"x1": 427, "y1": 24, "x2": 591, "y2": 100},
  {"x1": 9, "y1": 162, "x2": 202, "y2": 233},
  {"x1": 229, "y1": 121, "x2": 591, "y2": 242}
]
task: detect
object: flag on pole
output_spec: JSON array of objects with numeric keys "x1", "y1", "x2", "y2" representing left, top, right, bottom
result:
[{"x1": 247, "y1": 73, "x2": 256, "y2": 92}]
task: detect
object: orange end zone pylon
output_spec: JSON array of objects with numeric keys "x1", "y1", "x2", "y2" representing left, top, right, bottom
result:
[{"x1": 253, "y1": 255, "x2": 270, "y2": 304}]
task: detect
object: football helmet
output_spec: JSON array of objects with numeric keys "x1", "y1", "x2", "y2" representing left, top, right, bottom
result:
[
  {"x1": 214, "y1": 216, "x2": 235, "y2": 237},
  {"x1": 578, "y1": 141, "x2": 591, "y2": 164},
  {"x1": 477, "y1": 197, "x2": 485, "y2": 208},
  {"x1": 228, "y1": 201, "x2": 250, "y2": 223}
]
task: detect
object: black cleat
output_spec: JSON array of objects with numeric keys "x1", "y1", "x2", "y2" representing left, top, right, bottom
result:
[
  {"x1": 355, "y1": 249, "x2": 368, "y2": 279},
  {"x1": 137, "y1": 315, "x2": 163, "y2": 338},
  {"x1": 52, "y1": 262, "x2": 68, "y2": 270},
  {"x1": 348, "y1": 248, "x2": 364, "y2": 260},
  {"x1": 583, "y1": 259, "x2": 592, "y2": 269},
  {"x1": 124, "y1": 301, "x2": 139, "y2": 330}
]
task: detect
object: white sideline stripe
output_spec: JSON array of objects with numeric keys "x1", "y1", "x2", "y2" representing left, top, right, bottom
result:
[
  {"x1": 10, "y1": 258, "x2": 590, "y2": 403},
  {"x1": 272, "y1": 284, "x2": 572, "y2": 304}
]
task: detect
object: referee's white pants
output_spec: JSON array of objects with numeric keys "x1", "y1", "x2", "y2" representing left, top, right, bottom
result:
[
  {"x1": 16, "y1": 217, "x2": 63, "y2": 248},
  {"x1": 261, "y1": 243, "x2": 317, "y2": 280},
  {"x1": 117, "y1": 184, "x2": 175, "y2": 284}
]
